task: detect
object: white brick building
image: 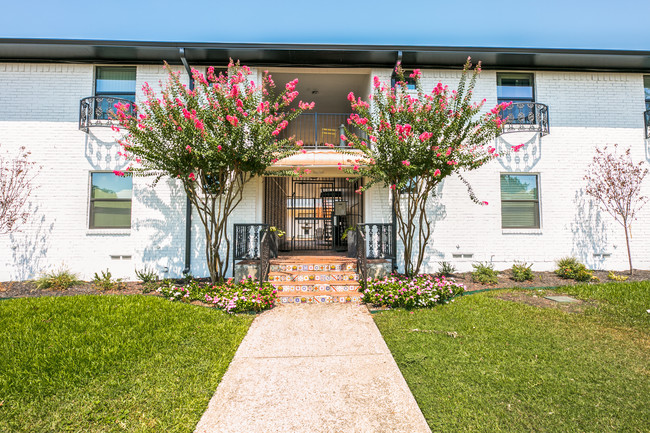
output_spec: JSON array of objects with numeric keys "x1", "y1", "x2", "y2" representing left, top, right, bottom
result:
[{"x1": 1, "y1": 40, "x2": 649, "y2": 281}]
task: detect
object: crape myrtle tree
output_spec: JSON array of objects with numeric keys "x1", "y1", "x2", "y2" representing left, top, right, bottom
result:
[
  {"x1": 114, "y1": 61, "x2": 313, "y2": 283},
  {"x1": 339, "y1": 58, "x2": 518, "y2": 276},
  {"x1": 584, "y1": 144, "x2": 648, "y2": 275},
  {"x1": 0, "y1": 144, "x2": 39, "y2": 234}
]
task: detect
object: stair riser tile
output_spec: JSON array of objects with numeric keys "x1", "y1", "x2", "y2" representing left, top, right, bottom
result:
[
  {"x1": 276, "y1": 295, "x2": 362, "y2": 304},
  {"x1": 272, "y1": 285, "x2": 359, "y2": 293},
  {"x1": 268, "y1": 274, "x2": 359, "y2": 282},
  {"x1": 269, "y1": 264, "x2": 357, "y2": 272}
]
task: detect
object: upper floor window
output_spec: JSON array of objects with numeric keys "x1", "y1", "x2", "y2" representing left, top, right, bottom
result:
[
  {"x1": 500, "y1": 174, "x2": 540, "y2": 229},
  {"x1": 644, "y1": 76, "x2": 650, "y2": 110},
  {"x1": 89, "y1": 172, "x2": 132, "y2": 229},
  {"x1": 497, "y1": 73, "x2": 536, "y2": 125},
  {"x1": 391, "y1": 70, "x2": 416, "y2": 90},
  {"x1": 94, "y1": 67, "x2": 136, "y2": 120}
]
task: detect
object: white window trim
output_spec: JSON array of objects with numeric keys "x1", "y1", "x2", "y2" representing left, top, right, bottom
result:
[
  {"x1": 87, "y1": 170, "x2": 133, "y2": 233},
  {"x1": 500, "y1": 172, "x2": 542, "y2": 231}
]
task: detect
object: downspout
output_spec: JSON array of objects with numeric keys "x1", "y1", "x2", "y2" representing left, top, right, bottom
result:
[
  {"x1": 391, "y1": 50, "x2": 402, "y2": 273},
  {"x1": 180, "y1": 48, "x2": 194, "y2": 275}
]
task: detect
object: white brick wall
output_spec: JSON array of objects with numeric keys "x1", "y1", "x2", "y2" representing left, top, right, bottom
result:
[{"x1": 1, "y1": 62, "x2": 648, "y2": 281}]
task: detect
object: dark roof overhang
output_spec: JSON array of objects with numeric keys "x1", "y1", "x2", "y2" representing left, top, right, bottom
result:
[{"x1": 1, "y1": 38, "x2": 649, "y2": 73}]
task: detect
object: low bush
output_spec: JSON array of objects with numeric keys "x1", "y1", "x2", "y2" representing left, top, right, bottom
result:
[
  {"x1": 607, "y1": 271, "x2": 629, "y2": 282},
  {"x1": 471, "y1": 262, "x2": 499, "y2": 285},
  {"x1": 35, "y1": 267, "x2": 82, "y2": 290},
  {"x1": 158, "y1": 277, "x2": 277, "y2": 313},
  {"x1": 135, "y1": 266, "x2": 158, "y2": 283},
  {"x1": 511, "y1": 261, "x2": 534, "y2": 282},
  {"x1": 437, "y1": 261, "x2": 456, "y2": 278},
  {"x1": 555, "y1": 257, "x2": 594, "y2": 282},
  {"x1": 92, "y1": 269, "x2": 126, "y2": 291},
  {"x1": 362, "y1": 274, "x2": 465, "y2": 309}
]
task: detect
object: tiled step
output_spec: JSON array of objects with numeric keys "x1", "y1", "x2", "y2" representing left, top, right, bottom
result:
[
  {"x1": 276, "y1": 292, "x2": 363, "y2": 304},
  {"x1": 269, "y1": 262, "x2": 357, "y2": 272},
  {"x1": 272, "y1": 283, "x2": 360, "y2": 293},
  {"x1": 268, "y1": 272, "x2": 359, "y2": 283},
  {"x1": 269, "y1": 256, "x2": 362, "y2": 305}
]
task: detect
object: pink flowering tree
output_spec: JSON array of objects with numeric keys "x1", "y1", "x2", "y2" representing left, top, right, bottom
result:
[
  {"x1": 584, "y1": 144, "x2": 648, "y2": 275},
  {"x1": 0, "y1": 144, "x2": 39, "y2": 235},
  {"x1": 339, "y1": 58, "x2": 513, "y2": 275},
  {"x1": 114, "y1": 61, "x2": 312, "y2": 283}
]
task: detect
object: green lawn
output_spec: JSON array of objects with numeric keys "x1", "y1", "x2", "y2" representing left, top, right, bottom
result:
[
  {"x1": 0, "y1": 295, "x2": 253, "y2": 432},
  {"x1": 373, "y1": 282, "x2": 650, "y2": 433}
]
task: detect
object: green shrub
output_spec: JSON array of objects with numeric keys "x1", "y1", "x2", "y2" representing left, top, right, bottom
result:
[
  {"x1": 92, "y1": 269, "x2": 126, "y2": 291},
  {"x1": 471, "y1": 262, "x2": 499, "y2": 285},
  {"x1": 35, "y1": 267, "x2": 82, "y2": 290},
  {"x1": 555, "y1": 257, "x2": 594, "y2": 282},
  {"x1": 362, "y1": 274, "x2": 465, "y2": 309},
  {"x1": 437, "y1": 261, "x2": 456, "y2": 278},
  {"x1": 135, "y1": 266, "x2": 158, "y2": 283},
  {"x1": 512, "y1": 261, "x2": 534, "y2": 282}
]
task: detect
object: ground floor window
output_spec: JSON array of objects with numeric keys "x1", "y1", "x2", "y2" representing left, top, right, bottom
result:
[
  {"x1": 500, "y1": 173, "x2": 540, "y2": 229},
  {"x1": 89, "y1": 172, "x2": 132, "y2": 229}
]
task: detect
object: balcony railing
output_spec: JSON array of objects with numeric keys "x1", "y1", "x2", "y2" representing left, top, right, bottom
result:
[
  {"x1": 79, "y1": 96, "x2": 135, "y2": 132},
  {"x1": 500, "y1": 102, "x2": 549, "y2": 136},
  {"x1": 279, "y1": 113, "x2": 363, "y2": 148},
  {"x1": 645, "y1": 110, "x2": 650, "y2": 139}
]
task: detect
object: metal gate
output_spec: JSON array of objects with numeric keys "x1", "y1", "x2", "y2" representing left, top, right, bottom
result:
[{"x1": 264, "y1": 177, "x2": 363, "y2": 252}]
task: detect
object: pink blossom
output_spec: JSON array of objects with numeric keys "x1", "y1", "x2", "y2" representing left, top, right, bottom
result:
[
  {"x1": 402, "y1": 160, "x2": 410, "y2": 166},
  {"x1": 347, "y1": 92, "x2": 355, "y2": 102},
  {"x1": 512, "y1": 144, "x2": 525, "y2": 152},
  {"x1": 217, "y1": 145, "x2": 222, "y2": 151},
  {"x1": 113, "y1": 170, "x2": 125, "y2": 177},
  {"x1": 419, "y1": 132, "x2": 433, "y2": 142},
  {"x1": 433, "y1": 169, "x2": 441, "y2": 176},
  {"x1": 186, "y1": 145, "x2": 192, "y2": 152},
  {"x1": 482, "y1": 201, "x2": 488, "y2": 205},
  {"x1": 296, "y1": 140, "x2": 303, "y2": 147},
  {"x1": 189, "y1": 173, "x2": 196, "y2": 181}
]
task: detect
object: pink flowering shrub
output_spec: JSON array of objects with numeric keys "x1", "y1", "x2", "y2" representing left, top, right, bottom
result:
[
  {"x1": 157, "y1": 277, "x2": 277, "y2": 313},
  {"x1": 362, "y1": 274, "x2": 465, "y2": 309},
  {"x1": 204, "y1": 277, "x2": 276, "y2": 313}
]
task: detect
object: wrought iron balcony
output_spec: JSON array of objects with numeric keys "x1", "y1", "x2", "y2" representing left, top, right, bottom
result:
[
  {"x1": 279, "y1": 113, "x2": 363, "y2": 148},
  {"x1": 79, "y1": 96, "x2": 135, "y2": 133},
  {"x1": 500, "y1": 102, "x2": 550, "y2": 136},
  {"x1": 645, "y1": 110, "x2": 650, "y2": 139}
]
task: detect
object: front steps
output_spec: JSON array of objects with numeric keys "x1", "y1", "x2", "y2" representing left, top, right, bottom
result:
[{"x1": 269, "y1": 256, "x2": 363, "y2": 304}]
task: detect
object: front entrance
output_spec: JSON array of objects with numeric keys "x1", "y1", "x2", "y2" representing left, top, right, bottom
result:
[{"x1": 264, "y1": 177, "x2": 363, "y2": 252}]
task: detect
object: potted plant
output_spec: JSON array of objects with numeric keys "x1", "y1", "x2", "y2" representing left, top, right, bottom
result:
[{"x1": 269, "y1": 226, "x2": 285, "y2": 257}]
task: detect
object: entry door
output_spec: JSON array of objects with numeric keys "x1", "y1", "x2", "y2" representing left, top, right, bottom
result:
[{"x1": 291, "y1": 179, "x2": 336, "y2": 251}]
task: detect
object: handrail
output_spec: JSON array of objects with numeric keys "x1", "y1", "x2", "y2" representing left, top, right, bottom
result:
[
  {"x1": 232, "y1": 223, "x2": 269, "y2": 278},
  {"x1": 259, "y1": 229, "x2": 271, "y2": 285},
  {"x1": 357, "y1": 223, "x2": 396, "y2": 260},
  {"x1": 500, "y1": 102, "x2": 550, "y2": 136},
  {"x1": 79, "y1": 96, "x2": 135, "y2": 132},
  {"x1": 355, "y1": 225, "x2": 367, "y2": 289}
]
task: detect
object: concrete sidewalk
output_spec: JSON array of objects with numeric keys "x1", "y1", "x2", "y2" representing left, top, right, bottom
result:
[{"x1": 194, "y1": 303, "x2": 431, "y2": 433}]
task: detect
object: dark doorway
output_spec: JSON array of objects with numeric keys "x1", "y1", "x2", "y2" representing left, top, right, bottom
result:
[{"x1": 264, "y1": 177, "x2": 363, "y2": 252}]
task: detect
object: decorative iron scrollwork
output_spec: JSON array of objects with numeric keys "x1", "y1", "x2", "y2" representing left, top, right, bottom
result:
[
  {"x1": 79, "y1": 96, "x2": 135, "y2": 133},
  {"x1": 500, "y1": 102, "x2": 549, "y2": 136}
]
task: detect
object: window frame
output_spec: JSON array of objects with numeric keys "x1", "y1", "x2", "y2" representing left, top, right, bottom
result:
[
  {"x1": 497, "y1": 72, "x2": 536, "y2": 104},
  {"x1": 644, "y1": 75, "x2": 650, "y2": 110},
  {"x1": 500, "y1": 173, "x2": 541, "y2": 230},
  {"x1": 88, "y1": 171, "x2": 133, "y2": 230}
]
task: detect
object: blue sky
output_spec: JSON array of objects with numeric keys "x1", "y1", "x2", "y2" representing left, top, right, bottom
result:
[{"x1": 2, "y1": 0, "x2": 649, "y2": 50}]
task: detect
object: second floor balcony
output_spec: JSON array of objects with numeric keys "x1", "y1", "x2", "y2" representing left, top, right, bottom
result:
[
  {"x1": 500, "y1": 102, "x2": 550, "y2": 136},
  {"x1": 79, "y1": 96, "x2": 135, "y2": 133},
  {"x1": 280, "y1": 113, "x2": 360, "y2": 149}
]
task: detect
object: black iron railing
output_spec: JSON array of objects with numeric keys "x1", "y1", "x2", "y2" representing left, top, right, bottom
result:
[
  {"x1": 233, "y1": 223, "x2": 269, "y2": 270},
  {"x1": 259, "y1": 229, "x2": 271, "y2": 284},
  {"x1": 645, "y1": 110, "x2": 650, "y2": 139},
  {"x1": 355, "y1": 225, "x2": 367, "y2": 289},
  {"x1": 79, "y1": 96, "x2": 135, "y2": 132},
  {"x1": 358, "y1": 223, "x2": 396, "y2": 260},
  {"x1": 279, "y1": 113, "x2": 364, "y2": 148},
  {"x1": 500, "y1": 102, "x2": 549, "y2": 136}
]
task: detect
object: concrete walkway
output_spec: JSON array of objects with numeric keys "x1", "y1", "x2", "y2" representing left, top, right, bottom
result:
[{"x1": 194, "y1": 303, "x2": 431, "y2": 433}]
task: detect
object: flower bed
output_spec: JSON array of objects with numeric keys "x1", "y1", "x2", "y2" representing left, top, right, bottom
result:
[
  {"x1": 157, "y1": 277, "x2": 277, "y2": 313},
  {"x1": 362, "y1": 274, "x2": 465, "y2": 309}
]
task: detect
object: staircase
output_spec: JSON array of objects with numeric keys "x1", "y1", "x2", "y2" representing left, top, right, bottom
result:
[{"x1": 269, "y1": 256, "x2": 363, "y2": 304}]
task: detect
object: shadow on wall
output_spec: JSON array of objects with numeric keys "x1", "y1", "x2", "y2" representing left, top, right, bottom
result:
[
  {"x1": 10, "y1": 203, "x2": 54, "y2": 280},
  {"x1": 395, "y1": 183, "x2": 447, "y2": 274},
  {"x1": 570, "y1": 189, "x2": 609, "y2": 270},
  {"x1": 495, "y1": 133, "x2": 542, "y2": 172},
  {"x1": 84, "y1": 131, "x2": 129, "y2": 171},
  {"x1": 134, "y1": 178, "x2": 186, "y2": 278}
]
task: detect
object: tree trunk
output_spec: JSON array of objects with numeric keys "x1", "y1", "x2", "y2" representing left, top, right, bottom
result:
[{"x1": 624, "y1": 223, "x2": 633, "y2": 275}]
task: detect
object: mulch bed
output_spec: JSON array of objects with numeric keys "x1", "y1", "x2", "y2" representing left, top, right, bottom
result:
[{"x1": 2, "y1": 269, "x2": 649, "y2": 300}]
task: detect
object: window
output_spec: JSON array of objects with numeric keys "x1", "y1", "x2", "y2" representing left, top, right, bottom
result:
[
  {"x1": 644, "y1": 76, "x2": 650, "y2": 110},
  {"x1": 89, "y1": 172, "x2": 132, "y2": 229},
  {"x1": 94, "y1": 67, "x2": 136, "y2": 120},
  {"x1": 391, "y1": 70, "x2": 416, "y2": 90},
  {"x1": 497, "y1": 73, "x2": 535, "y2": 124},
  {"x1": 500, "y1": 174, "x2": 540, "y2": 229}
]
